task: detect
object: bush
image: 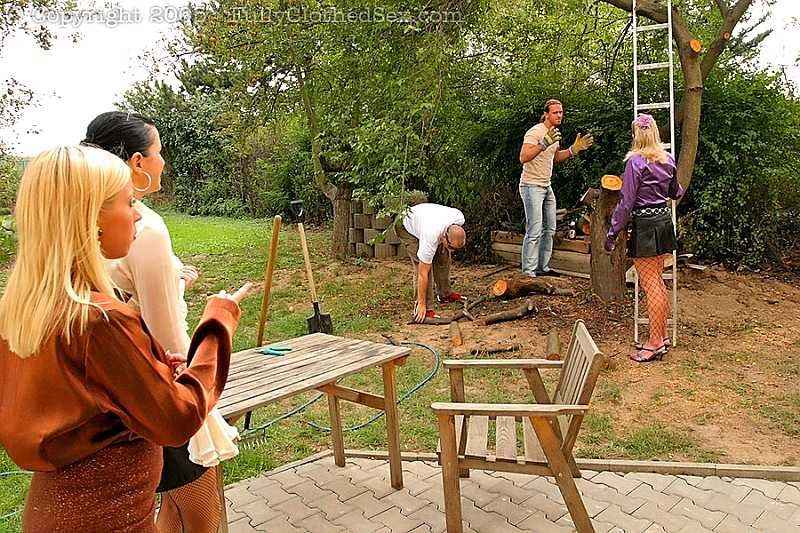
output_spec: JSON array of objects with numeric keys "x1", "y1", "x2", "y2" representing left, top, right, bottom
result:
[{"x1": 681, "y1": 70, "x2": 800, "y2": 267}]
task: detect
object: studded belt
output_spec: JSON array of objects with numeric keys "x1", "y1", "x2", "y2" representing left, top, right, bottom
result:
[{"x1": 633, "y1": 205, "x2": 671, "y2": 217}]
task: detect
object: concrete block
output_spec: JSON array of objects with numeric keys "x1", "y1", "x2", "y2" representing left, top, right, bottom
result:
[
  {"x1": 362, "y1": 200, "x2": 376, "y2": 215},
  {"x1": 348, "y1": 228, "x2": 364, "y2": 243},
  {"x1": 350, "y1": 198, "x2": 363, "y2": 214},
  {"x1": 383, "y1": 224, "x2": 402, "y2": 245},
  {"x1": 372, "y1": 215, "x2": 393, "y2": 230},
  {"x1": 355, "y1": 243, "x2": 374, "y2": 258},
  {"x1": 364, "y1": 228, "x2": 381, "y2": 243},
  {"x1": 374, "y1": 243, "x2": 395, "y2": 259},
  {"x1": 352, "y1": 213, "x2": 371, "y2": 229},
  {"x1": 348, "y1": 243, "x2": 356, "y2": 256}
]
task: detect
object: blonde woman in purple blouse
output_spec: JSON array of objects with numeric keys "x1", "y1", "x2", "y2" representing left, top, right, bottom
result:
[{"x1": 605, "y1": 114, "x2": 684, "y2": 363}]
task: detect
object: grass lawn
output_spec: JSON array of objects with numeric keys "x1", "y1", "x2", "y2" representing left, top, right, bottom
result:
[{"x1": 2, "y1": 211, "x2": 799, "y2": 530}]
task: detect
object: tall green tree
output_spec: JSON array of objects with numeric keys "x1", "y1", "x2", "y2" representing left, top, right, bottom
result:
[{"x1": 185, "y1": 0, "x2": 482, "y2": 256}]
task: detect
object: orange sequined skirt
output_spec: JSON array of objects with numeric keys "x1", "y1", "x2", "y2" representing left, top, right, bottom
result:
[{"x1": 23, "y1": 439, "x2": 162, "y2": 532}]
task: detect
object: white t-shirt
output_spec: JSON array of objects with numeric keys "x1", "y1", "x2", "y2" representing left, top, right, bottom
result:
[
  {"x1": 104, "y1": 201, "x2": 191, "y2": 355},
  {"x1": 402, "y1": 203, "x2": 465, "y2": 264}
]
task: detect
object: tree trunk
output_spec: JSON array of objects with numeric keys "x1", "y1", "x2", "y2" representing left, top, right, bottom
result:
[
  {"x1": 332, "y1": 182, "x2": 352, "y2": 258},
  {"x1": 297, "y1": 65, "x2": 350, "y2": 256},
  {"x1": 590, "y1": 186, "x2": 626, "y2": 302},
  {"x1": 491, "y1": 276, "x2": 574, "y2": 298}
]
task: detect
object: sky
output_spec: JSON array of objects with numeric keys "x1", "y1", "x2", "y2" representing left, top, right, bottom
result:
[{"x1": 1, "y1": 0, "x2": 799, "y2": 157}]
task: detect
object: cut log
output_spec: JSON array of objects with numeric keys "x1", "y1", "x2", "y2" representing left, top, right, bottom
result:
[
  {"x1": 470, "y1": 343, "x2": 522, "y2": 356},
  {"x1": 545, "y1": 330, "x2": 560, "y2": 360},
  {"x1": 601, "y1": 174, "x2": 623, "y2": 191},
  {"x1": 591, "y1": 179, "x2": 626, "y2": 302},
  {"x1": 579, "y1": 214, "x2": 591, "y2": 236},
  {"x1": 481, "y1": 299, "x2": 537, "y2": 326},
  {"x1": 449, "y1": 321, "x2": 464, "y2": 346},
  {"x1": 491, "y1": 276, "x2": 574, "y2": 298}
]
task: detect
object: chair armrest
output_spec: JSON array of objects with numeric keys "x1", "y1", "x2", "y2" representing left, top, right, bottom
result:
[
  {"x1": 443, "y1": 359, "x2": 563, "y2": 370},
  {"x1": 430, "y1": 402, "x2": 588, "y2": 417}
]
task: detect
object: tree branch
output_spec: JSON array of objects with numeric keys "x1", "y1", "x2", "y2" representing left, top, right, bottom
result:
[
  {"x1": 714, "y1": 0, "x2": 730, "y2": 17},
  {"x1": 701, "y1": 0, "x2": 755, "y2": 80}
]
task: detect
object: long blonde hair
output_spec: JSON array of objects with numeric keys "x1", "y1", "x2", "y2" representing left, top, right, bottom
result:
[
  {"x1": 0, "y1": 146, "x2": 132, "y2": 358},
  {"x1": 624, "y1": 114, "x2": 669, "y2": 164}
]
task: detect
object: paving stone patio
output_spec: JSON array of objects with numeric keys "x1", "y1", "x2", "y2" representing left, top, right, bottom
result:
[{"x1": 224, "y1": 454, "x2": 800, "y2": 532}]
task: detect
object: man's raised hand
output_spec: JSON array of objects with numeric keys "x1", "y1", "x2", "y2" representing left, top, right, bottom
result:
[
  {"x1": 571, "y1": 133, "x2": 594, "y2": 154},
  {"x1": 539, "y1": 127, "x2": 562, "y2": 149}
]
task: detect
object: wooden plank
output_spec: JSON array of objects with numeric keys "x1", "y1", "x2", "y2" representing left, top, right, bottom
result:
[
  {"x1": 530, "y1": 416, "x2": 594, "y2": 533},
  {"x1": 522, "y1": 417, "x2": 546, "y2": 463},
  {"x1": 491, "y1": 231, "x2": 523, "y2": 245},
  {"x1": 554, "y1": 238, "x2": 590, "y2": 254},
  {"x1": 316, "y1": 383, "x2": 384, "y2": 410},
  {"x1": 430, "y1": 403, "x2": 588, "y2": 417},
  {"x1": 220, "y1": 348, "x2": 401, "y2": 418},
  {"x1": 494, "y1": 416, "x2": 517, "y2": 463},
  {"x1": 327, "y1": 394, "x2": 345, "y2": 467},
  {"x1": 436, "y1": 414, "x2": 464, "y2": 533},
  {"x1": 444, "y1": 359, "x2": 562, "y2": 370},
  {"x1": 223, "y1": 337, "x2": 408, "y2": 393},
  {"x1": 464, "y1": 416, "x2": 489, "y2": 459},
  {"x1": 549, "y1": 250, "x2": 591, "y2": 275},
  {"x1": 226, "y1": 335, "x2": 360, "y2": 377},
  {"x1": 219, "y1": 346, "x2": 409, "y2": 419},
  {"x1": 522, "y1": 368, "x2": 552, "y2": 404},
  {"x1": 491, "y1": 242, "x2": 523, "y2": 254},
  {"x1": 221, "y1": 341, "x2": 382, "y2": 398},
  {"x1": 437, "y1": 415, "x2": 464, "y2": 454},
  {"x1": 492, "y1": 248, "x2": 521, "y2": 265},
  {"x1": 448, "y1": 367, "x2": 469, "y2": 477},
  {"x1": 382, "y1": 361, "x2": 403, "y2": 489}
]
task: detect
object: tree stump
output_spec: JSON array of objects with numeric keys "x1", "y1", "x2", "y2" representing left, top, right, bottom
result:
[{"x1": 590, "y1": 178, "x2": 626, "y2": 302}]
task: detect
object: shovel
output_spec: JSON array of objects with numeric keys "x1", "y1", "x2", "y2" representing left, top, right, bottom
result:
[{"x1": 291, "y1": 200, "x2": 333, "y2": 335}]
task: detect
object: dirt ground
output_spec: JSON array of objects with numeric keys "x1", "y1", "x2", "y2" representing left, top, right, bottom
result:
[{"x1": 362, "y1": 258, "x2": 800, "y2": 466}]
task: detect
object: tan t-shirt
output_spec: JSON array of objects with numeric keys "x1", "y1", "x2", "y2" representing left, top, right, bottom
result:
[{"x1": 520, "y1": 123, "x2": 559, "y2": 187}]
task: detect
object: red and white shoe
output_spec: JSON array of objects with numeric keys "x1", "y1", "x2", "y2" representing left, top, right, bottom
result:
[{"x1": 438, "y1": 293, "x2": 467, "y2": 303}]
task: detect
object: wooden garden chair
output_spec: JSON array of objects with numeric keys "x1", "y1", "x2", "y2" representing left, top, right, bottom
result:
[{"x1": 431, "y1": 320, "x2": 604, "y2": 533}]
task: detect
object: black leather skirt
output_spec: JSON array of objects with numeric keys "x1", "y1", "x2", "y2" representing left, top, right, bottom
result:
[{"x1": 628, "y1": 206, "x2": 677, "y2": 258}]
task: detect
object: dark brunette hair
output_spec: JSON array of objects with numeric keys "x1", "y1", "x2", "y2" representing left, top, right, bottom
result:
[{"x1": 81, "y1": 111, "x2": 156, "y2": 161}]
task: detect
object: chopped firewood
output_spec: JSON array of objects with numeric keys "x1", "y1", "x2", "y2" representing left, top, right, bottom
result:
[
  {"x1": 545, "y1": 330, "x2": 561, "y2": 360},
  {"x1": 449, "y1": 321, "x2": 464, "y2": 346},
  {"x1": 491, "y1": 276, "x2": 574, "y2": 298},
  {"x1": 470, "y1": 343, "x2": 522, "y2": 356},
  {"x1": 480, "y1": 299, "x2": 537, "y2": 326}
]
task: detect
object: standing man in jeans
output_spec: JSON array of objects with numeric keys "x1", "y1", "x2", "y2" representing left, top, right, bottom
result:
[
  {"x1": 396, "y1": 203, "x2": 467, "y2": 322},
  {"x1": 519, "y1": 99, "x2": 593, "y2": 277}
]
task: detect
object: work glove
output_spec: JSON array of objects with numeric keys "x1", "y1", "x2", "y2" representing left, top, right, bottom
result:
[
  {"x1": 570, "y1": 133, "x2": 594, "y2": 155},
  {"x1": 539, "y1": 127, "x2": 561, "y2": 149}
]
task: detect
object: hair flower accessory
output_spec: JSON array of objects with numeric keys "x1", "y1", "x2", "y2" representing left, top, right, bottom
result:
[{"x1": 635, "y1": 114, "x2": 655, "y2": 129}]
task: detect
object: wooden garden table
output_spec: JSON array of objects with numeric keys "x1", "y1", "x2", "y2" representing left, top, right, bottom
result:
[{"x1": 215, "y1": 332, "x2": 411, "y2": 532}]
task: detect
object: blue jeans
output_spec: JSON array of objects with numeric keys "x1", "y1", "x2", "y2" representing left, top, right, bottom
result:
[{"x1": 519, "y1": 184, "x2": 557, "y2": 276}]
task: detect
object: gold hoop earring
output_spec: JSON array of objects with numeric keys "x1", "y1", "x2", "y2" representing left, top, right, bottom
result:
[{"x1": 133, "y1": 170, "x2": 152, "y2": 193}]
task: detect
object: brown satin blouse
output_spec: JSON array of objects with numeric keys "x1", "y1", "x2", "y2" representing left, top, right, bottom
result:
[{"x1": 0, "y1": 293, "x2": 240, "y2": 472}]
